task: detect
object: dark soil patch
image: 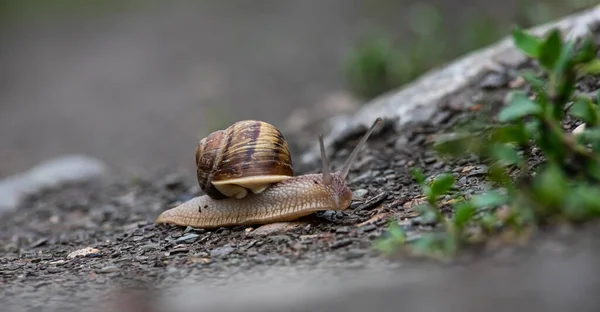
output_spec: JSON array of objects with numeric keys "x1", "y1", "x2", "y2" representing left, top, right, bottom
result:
[{"x1": 3, "y1": 25, "x2": 600, "y2": 312}]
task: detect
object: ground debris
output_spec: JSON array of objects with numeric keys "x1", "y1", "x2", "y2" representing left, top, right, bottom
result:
[{"x1": 67, "y1": 247, "x2": 101, "y2": 259}]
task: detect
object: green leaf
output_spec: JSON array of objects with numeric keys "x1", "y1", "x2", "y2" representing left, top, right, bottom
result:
[
  {"x1": 486, "y1": 162, "x2": 513, "y2": 187},
  {"x1": 525, "y1": 119, "x2": 541, "y2": 140},
  {"x1": 539, "y1": 29, "x2": 562, "y2": 71},
  {"x1": 415, "y1": 203, "x2": 440, "y2": 223},
  {"x1": 433, "y1": 132, "x2": 478, "y2": 157},
  {"x1": 410, "y1": 167, "x2": 426, "y2": 185},
  {"x1": 563, "y1": 184, "x2": 600, "y2": 221},
  {"x1": 387, "y1": 221, "x2": 406, "y2": 242},
  {"x1": 453, "y1": 202, "x2": 475, "y2": 230},
  {"x1": 532, "y1": 164, "x2": 568, "y2": 208},
  {"x1": 521, "y1": 71, "x2": 546, "y2": 91},
  {"x1": 490, "y1": 123, "x2": 530, "y2": 145},
  {"x1": 409, "y1": 234, "x2": 443, "y2": 258},
  {"x1": 573, "y1": 35, "x2": 596, "y2": 63},
  {"x1": 488, "y1": 143, "x2": 522, "y2": 166},
  {"x1": 480, "y1": 213, "x2": 499, "y2": 232},
  {"x1": 441, "y1": 232, "x2": 457, "y2": 256},
  {"x1": 569, "y1": 96, "x2": 599, "y2": 126},
  {"x1": 498, "y1": 92, "x2": 542, "y2": 122},
  {"x1": 430, "y1": 173, "x2": 456, "y2": 197},
  {"x1": 512, "y1": 27, "x2": 541, "y2": 57},
  {"x1": 469, "y1": 190, "x2": 509, "y2": 209},
  {"x1": 575, "y1": 127, "x2": 600, "y2": 152},
  {"x1": 577, "y1": 59, "x2": 600, "y2": 76},
  {"x1": 373, "y1": 220, "x2": 407, "y2": 253},
  {"x1": 552, "y1": 39, "x2": 575, "y2": 79},
  {"x1": 585, "y1": 160, "x2": 600, "y2": 181}
]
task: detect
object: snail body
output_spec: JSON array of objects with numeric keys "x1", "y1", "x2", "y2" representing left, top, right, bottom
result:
[{"x1": 156, "y1": 117, "x2": 382, "y2": 229}]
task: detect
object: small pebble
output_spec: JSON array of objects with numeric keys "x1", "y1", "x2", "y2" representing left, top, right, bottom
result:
[
  {"x1": 268, "y1": 235, "x2": 292, "y2": 245},
  {"x1": 183, "y1": 226, "x2": 195, "y2": 233},
  {"x1": 423, "y1": 156, "x2": 437, "y2": 164},
  {"x1": 98, "y1": 266, "x2": 118, "y2": 274},
  {"x1": 344, "y1": 249, "x2": 368, "y2": 259},
  {"x1": 361, "y1": 224, "x2": 377, "y2": 232},
  {"x1": 353, "y1": 189, "x2": 368, "y2": 198},
  {"x1": 478, "y1": 72, "x2": 508, "y2": 89},
  {"x1": 175, "y1": 233, "x2": 199, "y2": 244},
  {"x1": 140, "y1": 243, "x2": 160, "y2": 250},
  {"x1": 431, "y1": 111, "x2": 452, "y2": 125},
  {"x1": 210, "y1": 245, "x2": 235, "y2": 258},
  {"x1": 336, "y1": 227, "x2": 351, "y2": 234},
  {"x1": 167, "y1": 247, "x2": 189, "y2": 255},
  {"x1": 349, "y1": 171, "x2": 373, "y2": 184},
  {"x1": 356, "y1": 192, "x2": 388, "y2": 210},
  {"x1": 29, "y1": 238, "x2": 48, "y2": 248},
  {"x1": 67, "y1": 247, "x2": 101, "y2": 259},
  {"x1": 330, "y1": 239, "x2": 353, "y2": 249},
  {"x1": 135, "y1": 256, "x2": 149, "y2": 262},
  {"x1": 572, "y1": 123, "x2": 586, "y2": 135},
  {"x1": 467, "y1": 165, "x2": 488, "y2": 177},
  {"x1": 394, "y1": 135, "x2": 410, "y2": 152}
]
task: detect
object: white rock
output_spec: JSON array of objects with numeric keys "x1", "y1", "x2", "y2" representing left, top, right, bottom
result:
[
  {"x1": 300, "y1": 5, "x2": 600, "y2": 166},
  {"x1": 67, "y1": 247, "x2": 101, "y2": 259},
  {"x1": 572, "y1": 123, "x2": 586, "y2": 135},
  {"x1": 0, "y1": 155, "x2": 107, "y2": 212}
]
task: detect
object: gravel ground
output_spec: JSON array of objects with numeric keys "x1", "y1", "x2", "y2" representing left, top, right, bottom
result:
[
  {"x1": 4, "y1": 33, "x2": 600, "y2": 310},
  {"x1": 3, "y1": 10, "x2": 600, "y2": 312}
]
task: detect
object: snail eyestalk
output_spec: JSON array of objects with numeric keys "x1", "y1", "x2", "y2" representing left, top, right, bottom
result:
[
  {"x1": 341, "y1": 117, "x2": 382, "y2": 180},
  {"x1": 319, "y1": 134, "x2": 332, "y2": 185}
]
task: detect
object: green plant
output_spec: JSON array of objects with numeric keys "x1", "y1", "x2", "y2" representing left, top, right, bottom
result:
[
  {"x1": 376, "y1": 26, "x2": 600, "y2": 259},
  {"x1": 376, "y1": 168, "x2": 509, "y2": 260},
  {"x1": 342, "y1": 5, "x2": 448, "y2": 101},
  {"x1": 439, "y1": 27, "x2": 600, "y2": 221},
  {"x1": 343, "y1": 2, "x2": 594, "y2": 102},
  {"x1": 343, "y1": 36, "x2": 407, "y2": 100}
]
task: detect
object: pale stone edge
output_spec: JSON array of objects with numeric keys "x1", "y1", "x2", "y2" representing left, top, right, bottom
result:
[
  {"x1": 0, "y1": 155, "x2": 108, "y2": 212},
  {"x1": 300, "y1": 5, "x2": 600, "y2": 166}
]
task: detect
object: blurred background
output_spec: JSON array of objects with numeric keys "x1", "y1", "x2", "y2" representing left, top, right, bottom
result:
[{"x1": 0, "y1": 0, "x2": 595, "y2": 179}]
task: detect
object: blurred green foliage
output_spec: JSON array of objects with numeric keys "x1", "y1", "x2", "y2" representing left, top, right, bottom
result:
[
  {"x1": 344, "y1": 0, "x2": 598, "y2": 100},
  {"x1": 376, "y1": 25, "x2": 600, "y2": 260}
]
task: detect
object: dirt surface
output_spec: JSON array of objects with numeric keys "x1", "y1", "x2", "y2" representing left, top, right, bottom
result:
[{"x1": 3, "y1": 29, "x2": 600, "y2": 310}]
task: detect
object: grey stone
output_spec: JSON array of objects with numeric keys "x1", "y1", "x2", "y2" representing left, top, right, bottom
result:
[
  {"x1": 175, "y1": 233, "x2": 199, "y2": 244},
  {"x1": 300, "y1": 7, "x2": 600, "y2": 167},
  {"x1": 353, "y1": 189, "x2": 369, "y2": 198},
  {"x1": 0, "y1": 155, "x2": 107, "y2": 212},
  {"x1": 210, "y1": 245, "x2": 235, "y2": 258},
  {"x1": 394, "y1": 135, "x2": 410, "y2": 152}
]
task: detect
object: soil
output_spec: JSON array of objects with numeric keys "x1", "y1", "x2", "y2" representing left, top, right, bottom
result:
[{"x1": 3, "y1": 31, "x2": 600, "y2": 310}]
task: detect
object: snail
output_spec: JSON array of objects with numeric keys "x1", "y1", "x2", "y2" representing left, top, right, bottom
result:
[{"x1": 156, "y1": 117, "x2": 382, "y2": 229}]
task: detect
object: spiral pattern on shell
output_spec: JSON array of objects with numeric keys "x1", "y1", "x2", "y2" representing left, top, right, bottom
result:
[{"x1": 196, "y1": 120, "x2": 294, "y2": 199}]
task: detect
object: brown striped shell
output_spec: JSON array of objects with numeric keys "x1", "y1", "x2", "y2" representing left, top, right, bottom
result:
[{"x1": 195, "y1": 120, "x2": 294, "y2": 199}]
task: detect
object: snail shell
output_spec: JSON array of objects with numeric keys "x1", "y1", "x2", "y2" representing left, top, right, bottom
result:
[{"x1": 196, "y1": 120, "x2": 294, "y2": 200}]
